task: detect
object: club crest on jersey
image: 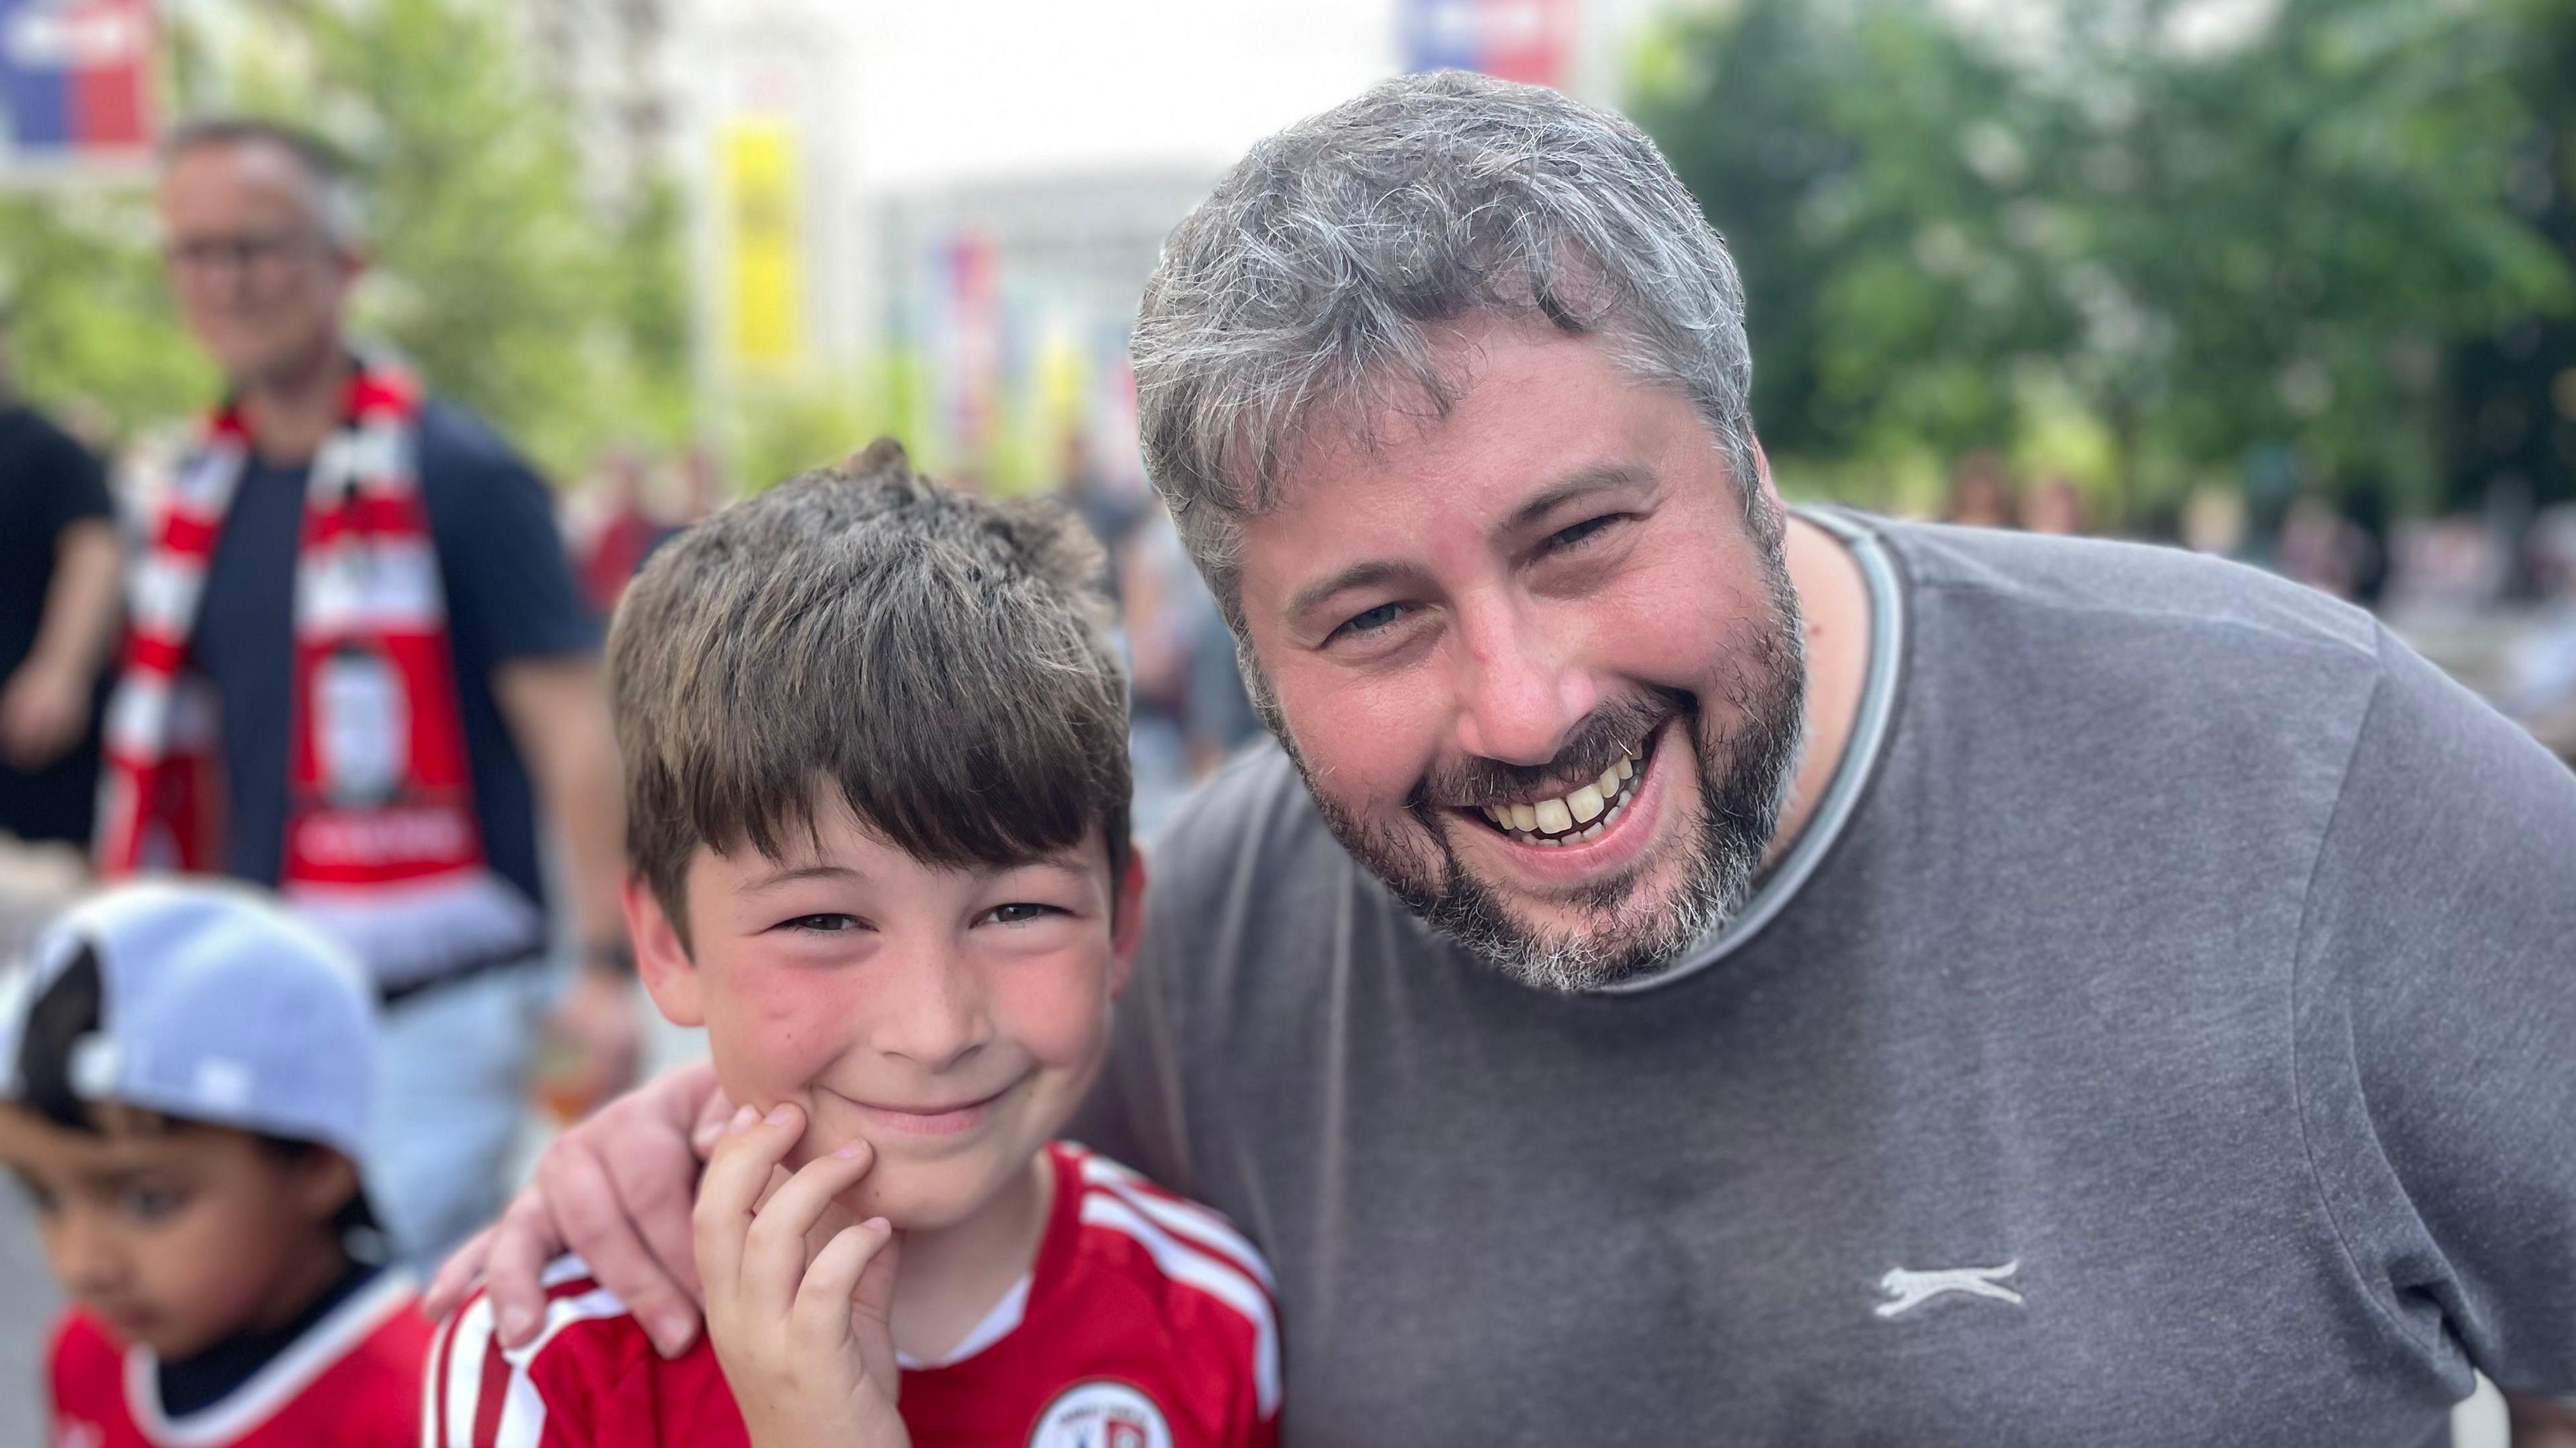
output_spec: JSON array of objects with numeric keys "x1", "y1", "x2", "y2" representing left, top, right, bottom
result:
[{"x1": 1026, "y1": 1380, "x2": 1173, "y2": 1448}]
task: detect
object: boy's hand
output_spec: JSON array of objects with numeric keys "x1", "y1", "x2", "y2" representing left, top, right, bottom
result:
[{"x1": 697, "y1": 1102, "x2": 908, "y2": 1448}]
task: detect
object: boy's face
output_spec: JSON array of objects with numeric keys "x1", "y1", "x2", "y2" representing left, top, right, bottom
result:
[
  {"x1": 629, "y1": 797, "x2": 1144, "y2": 1231},
  {"x1": 0, "y1": 1106, "x2": 350, "y2": 1358}
]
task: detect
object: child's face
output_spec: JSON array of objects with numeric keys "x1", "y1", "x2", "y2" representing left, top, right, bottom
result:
[
  {"x1": 629, "y1": 798, "x2": 1144, "y2": 1232},
  {"x1": 0, "y1": 1106, "x2": 350, "y2": 1358}
]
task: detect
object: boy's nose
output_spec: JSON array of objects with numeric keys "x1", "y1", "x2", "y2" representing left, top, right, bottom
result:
[
  {"x1": 50, "y1": 1211, "x2": 129, "y2": 1297},
  {"x1": 872, "y1": 950, "x2": 992, "y2": 1072}
]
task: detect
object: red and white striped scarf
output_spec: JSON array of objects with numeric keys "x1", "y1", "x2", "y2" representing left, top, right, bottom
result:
[{"x1": 97, "y1": 359, "x2": 542, "y2": 988}]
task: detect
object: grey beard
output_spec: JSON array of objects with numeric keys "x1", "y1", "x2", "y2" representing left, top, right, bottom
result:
[{"x1": 1282, "y1": 543, "x2": 1809, "y2": 994}]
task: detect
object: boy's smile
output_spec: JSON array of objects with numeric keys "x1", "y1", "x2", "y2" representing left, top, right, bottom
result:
[{"x1": 628, "y1": 793, "x2": 1144, "y2": 1234}]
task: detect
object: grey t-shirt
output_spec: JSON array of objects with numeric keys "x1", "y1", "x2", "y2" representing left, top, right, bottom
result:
[{"x1": 1076, "y1": 514, "x2": 2576, "y2": 1447}]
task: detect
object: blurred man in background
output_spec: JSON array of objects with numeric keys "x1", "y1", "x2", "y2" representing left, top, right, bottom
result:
[
  {"x1": 0, "y1": 309, "x2": 122, "y2": 852},
  {"x1": 98, "y1": 118, "x2": 639, "y2": 1262}
]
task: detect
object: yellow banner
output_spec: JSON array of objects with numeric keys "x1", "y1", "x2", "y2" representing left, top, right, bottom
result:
[{"x1": 720, "y1": 119, "x2": 801, "y2": 370}]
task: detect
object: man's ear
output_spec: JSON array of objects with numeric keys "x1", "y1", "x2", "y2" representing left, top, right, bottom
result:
[
  {"x1": 625, "y1": 875, "x2": 704, "y2": 1027},
  {"x1": 1108, "y1": 842, "x2": 1150, "y2": 999},
  {"x1": 1751, "y1": 436, "x2": 1780, "y2": 507}
]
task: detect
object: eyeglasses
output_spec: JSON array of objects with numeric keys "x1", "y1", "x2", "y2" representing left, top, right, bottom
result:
[{"x1": 162, "y1": 231, "x2": 325, "y2": 278}]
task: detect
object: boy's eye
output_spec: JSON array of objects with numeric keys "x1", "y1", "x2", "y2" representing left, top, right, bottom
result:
[
  {"x1": 118, "y1": 1183, "x2": 186, "y2": 1223},
  {"x1": 1331, "y1": 602, "x2": 1412, "y2": 642},
  {"x1": 982, "y1": 902, "x2": 1066, "y2": 927},
  {"x1": 777, "y1": 913, "x2": 865, "y2": 934}
]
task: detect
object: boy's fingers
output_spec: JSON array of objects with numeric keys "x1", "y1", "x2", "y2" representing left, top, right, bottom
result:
[
  {"x1": 690, "y1": 1102, "x2": 800, "y2": 1294},
  {"x1": 851, "y1": 1216, "x2": 902, "y2": 1333},
  {"x1": 689, "y1": 1082, "x2": 743, "y2": 1160},
  {"x1": 421, "y1": 1222, "x2": 496, "y2": 1323},
  {"x1": 741, "y1": 1139, "x2": 878, "y2": 1315},
  {"x1": 792, "y1": 1216, "x2": 895, "y2": 1351}
]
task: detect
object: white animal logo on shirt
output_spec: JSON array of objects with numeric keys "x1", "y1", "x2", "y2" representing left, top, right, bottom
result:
[{"x1": 1874, "y1": 1260, "x2": 2024, "y2": 1318}]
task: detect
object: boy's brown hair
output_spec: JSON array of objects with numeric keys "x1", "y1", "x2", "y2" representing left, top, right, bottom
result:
[{"x1": 608, "y1": 439, "x2": 1131, "y2": 945}]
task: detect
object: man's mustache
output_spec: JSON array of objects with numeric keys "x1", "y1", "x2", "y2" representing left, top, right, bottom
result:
[{"x1": 1411, "y1": 689, "x2": 1689, "y2": 810}]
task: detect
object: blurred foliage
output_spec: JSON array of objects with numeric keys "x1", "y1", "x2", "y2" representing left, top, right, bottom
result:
[
  {"x1": 1, "y1": 0, "x2": 694, "y2": 480},
  {"x1": 0, "y1": 187, "x2": 213, "y2": 435},
  {"x1": 1631, "y1": 0, "x2": 2575, "y2": 524},
  {"x1": 250, "y1": 0, "x2": 694, "y2": 477},
  {"x1": 728, "y1": 372, "x2": 897, "y2": 498}
]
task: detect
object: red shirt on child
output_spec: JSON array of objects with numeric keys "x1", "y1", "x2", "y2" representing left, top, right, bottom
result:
[
  {"x1": 48, "y1": 1270, "x2": 431, "y2": 1448},
  {"x1": 428, "y1": 1142, "x2": 1279, "y2": 1447}
]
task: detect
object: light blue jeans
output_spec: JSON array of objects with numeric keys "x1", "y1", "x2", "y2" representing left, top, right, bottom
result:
[{"x1": 366, "y1": 958, "x2": 555, "y2": 1267}]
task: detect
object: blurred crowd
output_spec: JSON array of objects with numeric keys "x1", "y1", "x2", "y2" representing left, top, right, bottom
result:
[{"x1": 1933, "y1": 450, "x2": 2576, "y2": 763}]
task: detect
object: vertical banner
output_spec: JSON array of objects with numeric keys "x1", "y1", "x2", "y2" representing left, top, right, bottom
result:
[
  {"x1": 941, "y1": 225, "x2": 1000, "y2": 471},
  {"x1": 0, "y1": 0, "x2": 155, "y2": 168},
  {"x1": 1400, "y1": 0, "x2": 1576, "y2": 88},
  {"x1": 719, "y1": 117, "x2": 802, "y2": 372}
]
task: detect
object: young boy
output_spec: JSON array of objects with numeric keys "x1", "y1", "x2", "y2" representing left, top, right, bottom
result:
[
  {"x1": 0, "y1": 879, "x2": 429, "y2": 1447},
  {"x1": 429, "y1": 441, "x2": 1277, "y2": 1447}
]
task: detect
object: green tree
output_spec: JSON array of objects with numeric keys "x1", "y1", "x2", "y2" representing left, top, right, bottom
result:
[
  {"x1": 0, "y1": 186, "x2": 212, "y2": 435},
  {"x1": 280, "y1": 0, "x2": 695, "y2": 476},
  {"x1": 0, "y1": 0, "x2": 695, "y2": 478},
  {"x1": 1631, "y1": 0, "x2": 2572, "y2": 524}
]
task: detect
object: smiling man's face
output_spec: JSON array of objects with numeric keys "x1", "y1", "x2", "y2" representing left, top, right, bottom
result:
[{"x1": 1234, "y1": 315, "x2": 1806, "y2": 991}]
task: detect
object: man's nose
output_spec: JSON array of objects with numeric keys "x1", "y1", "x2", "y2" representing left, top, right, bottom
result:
[
  {"x1": 872, "y1": 945, "x2": 993, "y2": 1072},
  {"x1": 1449, "y1": 596, "x2": 1597, "y2": 767}
]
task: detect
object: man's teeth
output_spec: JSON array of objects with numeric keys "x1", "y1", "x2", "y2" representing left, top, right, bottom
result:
[{"x1": 1478, "y1": 755, "x2": 1643, "y2": 844}]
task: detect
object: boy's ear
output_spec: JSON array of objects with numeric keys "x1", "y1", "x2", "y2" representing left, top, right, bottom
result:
[
  {"x1": 291, "y1": 1148, "x2": 362, "y2": 1225},
  {"x1": 1108, "y1": 842, "x2": 1149, "y2": 998},
  {"x1": 624, "y1": 875, "x2": 704, "y2": 1027}
]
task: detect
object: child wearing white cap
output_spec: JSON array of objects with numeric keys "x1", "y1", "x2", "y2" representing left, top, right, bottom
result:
[{"x1": 0, "y1": 879, "x2": 428, "y2": 1447}]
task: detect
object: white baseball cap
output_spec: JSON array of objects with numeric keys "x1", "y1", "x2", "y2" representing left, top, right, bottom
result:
[{"x1": 1, "y1": 880, "x2": 377, "y2": 1159}]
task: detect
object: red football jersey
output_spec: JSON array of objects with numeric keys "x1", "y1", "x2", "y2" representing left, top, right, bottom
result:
[
  {"x1": 47, "y1": 1270, "x2": 431, "y2": 1448},
  {"x1": 428, "y1": 1142, "x2": 1279, "y2": 1447}
]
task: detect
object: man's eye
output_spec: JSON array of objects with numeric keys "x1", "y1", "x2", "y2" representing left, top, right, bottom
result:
[
  {"x1": 779, "y1": 913, "x2": 863, "y2": 934},
  {"x1": 1333, "y1": 602, "x2": 1411, "y2": 640},
  {"x1": 1542, "y1": 514, "x2": 1621, "y2": 555},
  {"x1": 983, "y1": 902, "x2": 1065, "y2": 927}
]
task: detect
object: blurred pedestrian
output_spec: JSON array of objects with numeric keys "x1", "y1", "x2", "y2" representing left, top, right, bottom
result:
[
  {"x1": 2021, "y1": 474, "x2": 2086, "y2": 535},
  {"x1": 1942, "y1": 449, "x2": 2017, "y2": 527},
  {"x1": 575, "y1": 445, "x2": 673, "y2": 618},
  {"x1": 2506, "y1": 505, "x2": 2576, "y2": 762},
  {"x1": 1059, "y1": 428, "x2": 1146, "y2": 592},
  {"x1": 97, "y1": 117, "x2": 641, "y2": 1263},
  {"x1": 0, "y1": 308, "x2": 123, "y2": 850},
  {"x1": 1117, "y1": 502, "x2": 1256, "y2": 832}
]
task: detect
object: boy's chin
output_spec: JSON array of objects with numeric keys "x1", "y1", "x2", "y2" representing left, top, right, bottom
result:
[{"x1": 826, "y1": 1152, "x2": 1024, "y2": 1235}]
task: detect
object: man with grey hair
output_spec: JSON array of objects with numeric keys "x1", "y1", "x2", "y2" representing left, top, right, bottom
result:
[{"x1": 436, "y1": 74, "x2": 2576, "y2": 1444}]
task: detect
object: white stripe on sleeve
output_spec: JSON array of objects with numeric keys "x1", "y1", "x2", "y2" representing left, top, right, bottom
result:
[
  {"x1": 1080, "y1": 1192, "x2": 1281, "y2": 1418},
  {"x1": 1080, "y1": 1159, "x2": 1279, "y2": 1292}
]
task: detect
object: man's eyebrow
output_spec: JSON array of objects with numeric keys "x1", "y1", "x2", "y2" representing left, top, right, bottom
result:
[
  {"x1": 1286, "y1": 559, "x2": 1418, "y2": 623},
  {"x1": 1502, "y1": 462, "x2": 1658, "y2": 534}
]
